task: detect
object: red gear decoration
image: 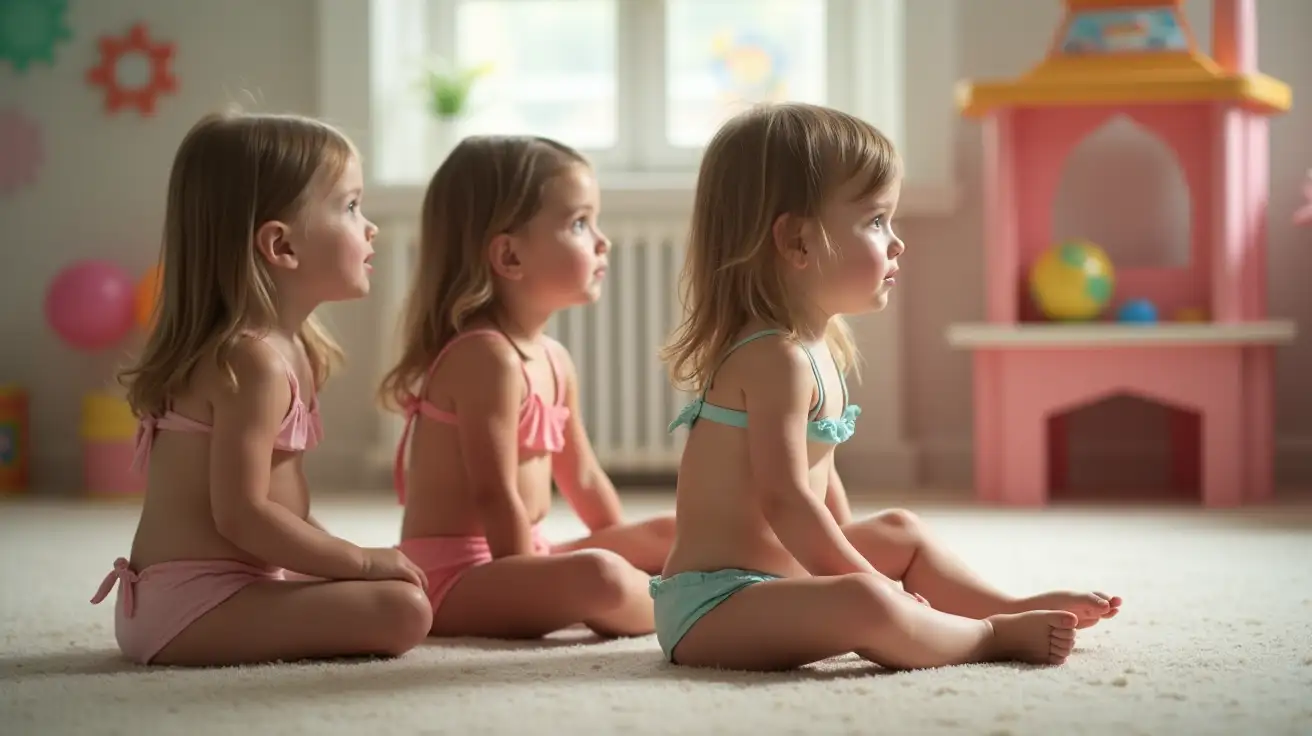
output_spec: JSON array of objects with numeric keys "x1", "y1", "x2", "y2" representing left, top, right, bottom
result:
[{"x1": 86, "y1": 23, "x2": 177, "y2": 117}]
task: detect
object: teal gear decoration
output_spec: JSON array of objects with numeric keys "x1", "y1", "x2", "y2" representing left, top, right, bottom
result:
[{"x1": 0, "y1": 0, "x2": 73, "y2": 72}]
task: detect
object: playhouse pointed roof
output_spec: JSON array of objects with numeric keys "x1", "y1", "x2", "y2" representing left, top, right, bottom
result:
[{"x1": 958, "y1": 0, "x2": 1290, "y2": 117}]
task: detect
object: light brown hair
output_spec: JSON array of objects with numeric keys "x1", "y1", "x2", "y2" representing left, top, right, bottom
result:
[
  {"x1": 662, "y1": 102, "x2": 902, "y2": 393},
  {"x1": 118, "y1": 111, "x2": 354, "y2": 417},
  {"x1": 378, "y1": 135, "x2": 587, "y2": 412}
]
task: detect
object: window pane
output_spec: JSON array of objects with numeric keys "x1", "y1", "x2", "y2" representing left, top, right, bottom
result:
[
  {"x1": 665, "y1": 0, "x2": 828, "y2": 148},
  {"x1": 454, "y1": 0, "x2": 617, "y2": 150}
]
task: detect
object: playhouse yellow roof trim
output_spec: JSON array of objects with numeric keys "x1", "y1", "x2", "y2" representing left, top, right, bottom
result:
[
  {"x1": 958, "y1": 58, "x2": 1291, "y2": 117},
  {"x1": 958, "y1": 0, "x2": 1291, "y2": 117}
]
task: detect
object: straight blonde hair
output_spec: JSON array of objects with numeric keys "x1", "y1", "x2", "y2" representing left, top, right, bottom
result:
[
  {"x1": 118, "y1": 111, "x2": 354, "y2": 417},
  {"x1": 378, "y1": 135, "x2": 587, "y2": 412},
  {"x1": 662, "y1": 102, "x2": 902, "y2": 393}
]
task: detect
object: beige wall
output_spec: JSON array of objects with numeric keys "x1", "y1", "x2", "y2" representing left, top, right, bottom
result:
[{"x1": 3, "y1": 0, "x2": 1309, "y2": 494}]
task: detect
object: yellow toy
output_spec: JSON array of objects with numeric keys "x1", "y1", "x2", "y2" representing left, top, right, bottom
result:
[{"x1": 1028, "y1": 239, "x2": 1115, "y2": 321}]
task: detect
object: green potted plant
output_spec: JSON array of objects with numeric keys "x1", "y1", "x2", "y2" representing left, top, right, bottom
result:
[
  {"x1": 424, "y1": 59, "x2": 494, "y2": 119},
  {"x1": 421, "y1": 59, "x2": 493, "y2": 163}
]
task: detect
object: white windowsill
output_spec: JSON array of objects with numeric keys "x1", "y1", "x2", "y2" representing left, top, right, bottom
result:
[{"x1": 364, "y1": 173, "x2": 958, "y2": 221}]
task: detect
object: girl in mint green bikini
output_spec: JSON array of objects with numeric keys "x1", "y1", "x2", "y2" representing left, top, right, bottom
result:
[{"x1": 653, "y1": 103, "x2": 1121, "y2": 672}]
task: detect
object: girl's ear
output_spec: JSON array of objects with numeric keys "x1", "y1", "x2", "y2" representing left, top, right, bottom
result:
[
  {"x1": 488, "y1": 233, "x2": 524, "y2": 280},
  {"x1": 255, "y1": 220, "x2": 298, "y2": 269},
  {"x1": 771, "y1": 213, "x2": 809, "y2": 270}
]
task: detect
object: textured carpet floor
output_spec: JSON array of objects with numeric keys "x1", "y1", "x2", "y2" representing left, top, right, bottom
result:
[{"x1": 2, "y1": 493, "x2": 1310, "y2": 735}]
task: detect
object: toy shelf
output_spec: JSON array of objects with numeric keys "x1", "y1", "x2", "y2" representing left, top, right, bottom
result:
[{"x1": 946, "y1": 320, "x2": 1296, "y2": 348}]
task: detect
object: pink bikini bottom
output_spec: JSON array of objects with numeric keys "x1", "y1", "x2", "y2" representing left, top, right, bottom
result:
[
  {"x1": 397, "y1": 526, "x2": 554, "y2": 614},
  {"x1": 90, "y1": 557, "x2": 284, "y2": 664}
]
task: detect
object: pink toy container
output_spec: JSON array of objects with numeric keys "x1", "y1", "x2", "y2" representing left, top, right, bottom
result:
[{"x1": 81, "y1": 391, "x2": 145, "y2": 497}]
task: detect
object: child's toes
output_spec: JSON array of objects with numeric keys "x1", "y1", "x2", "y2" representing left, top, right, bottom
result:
[{"x1": 1094, "y1": 592, "x2": 1122, "y2": 608}]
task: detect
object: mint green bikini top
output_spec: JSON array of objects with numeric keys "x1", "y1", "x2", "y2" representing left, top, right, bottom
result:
[{"x1": 667, "y1": 329, "x2": 862, "y2": 444}]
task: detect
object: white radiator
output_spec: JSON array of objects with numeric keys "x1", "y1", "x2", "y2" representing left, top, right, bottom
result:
[{"x1": 371, "y1": 211, "x2": 692, "y2": 475}]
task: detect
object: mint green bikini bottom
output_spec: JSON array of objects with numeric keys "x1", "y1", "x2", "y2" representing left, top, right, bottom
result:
[{"x1": 648, "y1": 568, "x2": 782, "y2": 662}]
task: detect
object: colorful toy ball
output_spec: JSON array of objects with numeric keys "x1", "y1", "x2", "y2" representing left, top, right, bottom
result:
[
  {"x1": 1028, "y1": 239, "x2": 1115, "y2": 321},
  {"x1": 44, "y1": 260, "x2": 136, "y2": 352},
  {"x1": 1116, "y1": 298, "x2": 1158, "y2": 324}
]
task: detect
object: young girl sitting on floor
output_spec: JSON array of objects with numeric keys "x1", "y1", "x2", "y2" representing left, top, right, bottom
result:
[
  {"x1": 93, "y1": 112, "x2": 432, "y2": 666},
  {"x1": 379, "y1": 135, "x2": 674, "y2": 640},
  {"x1": 652, "y1": 102, "x2": 1121, "y2": 671}
]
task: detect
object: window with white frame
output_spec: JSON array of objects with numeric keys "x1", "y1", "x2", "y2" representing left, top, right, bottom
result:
[{"x1": 366, "y1": 0, "x2": 895, "y2": 186}]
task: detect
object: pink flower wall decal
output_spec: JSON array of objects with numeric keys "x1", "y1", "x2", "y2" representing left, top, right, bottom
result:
[{"x1": 0, "y1": 108, "x2": 43, "y2": 198}]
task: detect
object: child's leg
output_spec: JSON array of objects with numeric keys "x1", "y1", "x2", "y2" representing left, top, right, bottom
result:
[
  {"x1": 550, "y1": 515, "x2": 675, "y2": 574},
  {"x1": 672, "y1": 573, "x2": 1078, "y2": 671},
  {"x1": 431, "y1": 549, "x2": 654, "y2": 638},
  {"x1": 152, "y1": 580, "x2": 432, "y2": 666},
  {"x1": 841, "y1": 510, "x2": 1120, "y2": 628}
]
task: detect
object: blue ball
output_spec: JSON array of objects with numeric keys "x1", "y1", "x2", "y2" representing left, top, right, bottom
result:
[{"x1": 1116, "y1": 298, "x2": 1158, "y2": 324}]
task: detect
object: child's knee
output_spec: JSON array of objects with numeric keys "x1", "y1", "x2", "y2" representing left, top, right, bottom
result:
[
  {"x1": 831, "y1": 573, "x2": 905, "y2": 628},
  {"x1": 564, "y1": 549, "x2": 642, "y2": 609},
  {"x1": 647, "y1": 514, "x2": 677, "y2": 544},
  {"x1": 372, "y1": 581, "x2": 434, "y2": 653},
  {"x1": 873, "y1": 508, "x2": 921, "y2": 532}
]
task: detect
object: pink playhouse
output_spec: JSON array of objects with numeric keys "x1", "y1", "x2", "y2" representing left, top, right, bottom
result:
[{"x1": 948, "y1": 0, "x2": 1295, "y2": 507}]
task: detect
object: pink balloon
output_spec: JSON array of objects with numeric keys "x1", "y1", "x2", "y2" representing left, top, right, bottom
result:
[{"x1": 44, "y1": 260, "x2": 136, "y2": 352}]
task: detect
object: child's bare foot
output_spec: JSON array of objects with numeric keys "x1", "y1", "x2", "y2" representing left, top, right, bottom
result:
[
  {"x1": 1015, "y1": 591, "x2": 1121, "y2": 629},
  {"x1": 980, "y1": 611, "x2": 1078, "y2": 665}
]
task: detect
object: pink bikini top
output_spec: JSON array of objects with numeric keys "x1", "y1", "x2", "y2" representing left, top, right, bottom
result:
[
  {"x1": 131, "y1": 356, "x2": 323, "y2": 472},
  {"x1": 393, "y1": 329, "x2": 571, "y2": 503}
]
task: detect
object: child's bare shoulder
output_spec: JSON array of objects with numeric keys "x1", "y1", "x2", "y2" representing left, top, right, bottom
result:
[
  {"x1": 427, "y1": 332, "x2": 523, "y2": 401},
  {"x1": 204, "y1": 336, "x2": 293, "y2": 402},
  {"x1": 731, "y1": 333, "x2": 812, "y2": 382},
  {"x1": 730, "y1": 334, "x2": 816, "y2": 407}
]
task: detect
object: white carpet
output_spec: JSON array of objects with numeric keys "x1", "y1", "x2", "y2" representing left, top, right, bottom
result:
[{"x1": 2, "y1": 493, "x2": 1310, "y2": 735}]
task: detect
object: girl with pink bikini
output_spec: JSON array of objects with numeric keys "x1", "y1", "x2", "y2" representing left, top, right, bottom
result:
[
  {"x1": 379, "y1": 136, "x2": 674, "y2": 640},
  {"x1": 93, "y1": 112, "x2": 432, "y2": 666}
]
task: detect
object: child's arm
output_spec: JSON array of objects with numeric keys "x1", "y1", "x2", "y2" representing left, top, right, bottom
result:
[
  {"x1": 209, "y1": 341, "x2": 369, "y2": 578},
  {"x1": 744, "y1": 339, "x2": 881, "y2": 578},
  {"x1": 452, "y1": 337, "x2": 538, "y2": 558},
  {"x1": 825, "y1": 465, "x2": 854, "y2": 526},
  {"x1": 550, "y1": 343, "x2": 623, "y2": 531}
]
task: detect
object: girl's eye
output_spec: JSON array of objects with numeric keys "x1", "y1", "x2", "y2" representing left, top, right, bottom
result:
[
  {"x1": 870, "y1": 215, "x2": 884, "y2": 230},
  {"x1": 347, "y1": 200, "x2": 358, "y2": 214},
  {"x1": 572, "y1": 218, "x2": 588, "y2": 233}
]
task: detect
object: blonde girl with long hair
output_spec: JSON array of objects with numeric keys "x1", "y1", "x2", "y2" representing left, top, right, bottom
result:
[
  {"x1": 94, "y1": 112, "x2": 432, "y2": 666},
  {"x1": 653, "y1": 103, "x2": 1120, "y2": 671},
  {"x1": 379, "y1": 135, "x2": 674, "y2": 639}
]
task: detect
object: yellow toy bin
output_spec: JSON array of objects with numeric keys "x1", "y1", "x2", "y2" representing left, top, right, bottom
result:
[
  {"x1": 81, "y1": 391, "x2": 145, "y2": 497},
  {"x1": 0, "y1": 385, "x2": 30, "y2": 493}
]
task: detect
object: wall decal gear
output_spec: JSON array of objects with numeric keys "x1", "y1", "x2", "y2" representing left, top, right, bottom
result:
[
  {"x1": 86, "y1": 22, "x2": 177, "y2": 117},
  {"x1": 0, "y1": 0, "x2": 74, "y2": 72}
]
